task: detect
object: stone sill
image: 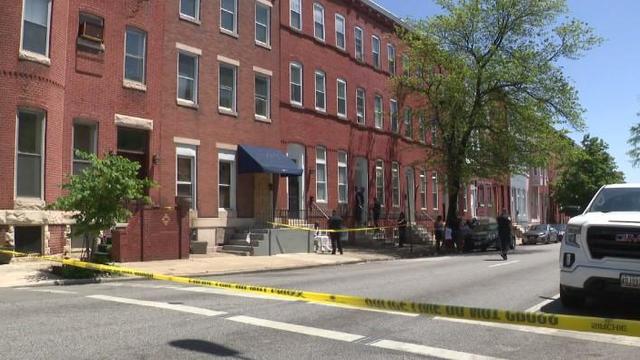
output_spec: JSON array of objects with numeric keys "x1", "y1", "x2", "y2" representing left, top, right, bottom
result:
[
  {"x1": 18, "y1": 51, "x2": 51, "y2": 66},
  {"x1": 123, "y1": 80, "x2": 147, "y2": 92},
  {"x1": 177, "y1": 99, "x2": 199, "y2": 109}
]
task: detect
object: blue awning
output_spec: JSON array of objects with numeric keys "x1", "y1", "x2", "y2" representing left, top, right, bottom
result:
[{"x1": 237, "y1": 145, "x2": 303, "y2": 177}]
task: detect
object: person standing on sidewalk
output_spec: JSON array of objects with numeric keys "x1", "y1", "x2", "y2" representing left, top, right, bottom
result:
[
  {"x1": 354, "y1": 187, "x2": 365, "y2": 226},
  {"x1": 328, "y1": 210, "x2": 343, "y2": 255},
  {"x1": 397, "y1": 212, "x2": 407, "y2": 248},
  {"x1": 372, "y1": 197, "x2": 381, "y2": 228},
  {"x1": 497, "y1": 208, "x2": 512, "y2": 260},
  {"x1": 434, "y1": 215, "x2": 444, "y2": 253}
]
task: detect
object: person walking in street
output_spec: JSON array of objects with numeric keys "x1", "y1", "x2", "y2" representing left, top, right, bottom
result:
[
  {"x1": 434, "y1": 215, "x2": 444, "y2": 253},
  {"x1": 328, "y1": 210, "x2": 343, "y2": 255},
  {"x1": 397, "y1": 212, "x2": 407, "y2": 248},
  {"x1": 372, "y1": 197, "x2": 381, "y2": 228},
  {"x1": 497, "y1": 208, "x2": 512, "y2": 260}
]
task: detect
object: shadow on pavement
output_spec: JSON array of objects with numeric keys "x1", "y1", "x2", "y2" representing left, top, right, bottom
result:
[
  {"x1": 540, "y1": 297, "x2": 640, "y2": 321},
  {"x1": 169, "y1": 339, "x2": 253, "y2": 359}
]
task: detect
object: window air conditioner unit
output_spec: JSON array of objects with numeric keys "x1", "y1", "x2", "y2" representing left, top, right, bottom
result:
[{"x1": 79, "y1": 21, "x2": 104, "y2": 43}]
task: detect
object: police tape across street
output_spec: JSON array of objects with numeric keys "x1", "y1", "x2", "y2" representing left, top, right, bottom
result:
[
  {"x1": 267, "y1": 221, "x2": 397, "y2": 233},
  {"x1": 2, "y1": 248, "x2": 639, "y2": 338}
]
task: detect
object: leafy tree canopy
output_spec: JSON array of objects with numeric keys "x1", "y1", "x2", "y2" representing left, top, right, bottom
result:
[
  {"x1": 627, "y1": 116, "x2": 640, "y2": 168},
  {"x1": 395, "y1": 0, "x2": 601, "y2": 223}
]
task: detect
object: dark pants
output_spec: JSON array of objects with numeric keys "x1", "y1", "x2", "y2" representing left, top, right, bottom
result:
[
  {"x1": 499, "y1": 235, "x2": 511, "y2": 256},
  {"x1": 331, "y1": 233, "x2": 343, "y2": 254},
  {"x1": 398, "y1": 228, "x2": 406, "y2": 247},
  {"x1": 435, "y1": 230, "x2": 443, "y2": 252}
]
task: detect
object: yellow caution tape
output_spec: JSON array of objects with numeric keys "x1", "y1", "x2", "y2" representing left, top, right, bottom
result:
[
  {"x1": 268, "y1": 222, "x2": 398, "y2": 233},
  {"x1": 3, "y1": 248, "x2": 640, "y2": 338}
]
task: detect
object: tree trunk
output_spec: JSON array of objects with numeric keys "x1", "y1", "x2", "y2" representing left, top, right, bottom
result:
[{"x1": 446, "y1": 175, "x2": 461, "y2": 228}]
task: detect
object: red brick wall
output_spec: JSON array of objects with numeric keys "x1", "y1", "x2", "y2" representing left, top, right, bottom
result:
[{"x1": 48, "y1": 225, "x2": 66, "y2": 255}]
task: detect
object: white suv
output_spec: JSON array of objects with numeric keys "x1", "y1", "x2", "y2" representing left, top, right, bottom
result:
[{"x1": 559, "y1": 184, "x2": 640, "y2": 307}]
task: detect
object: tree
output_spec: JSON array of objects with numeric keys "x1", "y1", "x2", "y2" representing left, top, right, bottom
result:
[
  {"x1": 553, "y1": 135, "x2": 625, "y2": 210},
  {"x1": 50, "y1": 152, "x2": 155, "y2": 260},
  {"x1": 395, "y1": 0, "x2": 600, "y2": 225},
  {"x1": 627, "y1": 116, "x2": 640, "y2": 167}
]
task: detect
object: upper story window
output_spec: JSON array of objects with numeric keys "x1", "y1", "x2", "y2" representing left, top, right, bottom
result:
[
  {"x1": 290, "y1": 62, "x2": 303, "y2": 106},
  {"x1": 371, "y1": 35, "x2": 381, "y2": 68},
  {"x1": 124, "y1": 27, "x2": 147, "y2": 84},
  {"x1": 335, "y1": 14, "x2": 345, "y2": 50},
  {"x1": 388, "y1": 44, "x2": 396, "y2": 75},
  {"x1": 374, "y1": 95, "x2": 383, "y2": 129},
  {"x1": 418, "y1": 114, "x2": 426, "y2": 143},
  {"x1": 356, "y1": 88, "x2": 366, "y2": 125},
  {"x1": 336, "y1": 78, "x2": 347, "y2": 118},
  {"x1": 180, "y1": 0, "x2": 200, "y2": 21},
  {"x1": 177, "y1": 52, "x2": 198, "y2": 104},
  {"x1": 255, "y1": 2, "x2": 271, "y2": 47},
  {"x1": 290, "y1": 0, "x2": 302, "y2": 30},
  {"x1": 354, "y1": 27, "x2": 364, "y2": 61},
  {"x1": 219, "y1": 62, "x2": 237, "y2": 113},
  {"x1": 16, "y1": 109, "x2": 45, "y2": 198},
  {"x1": 315, "y1": 70, "x2": 326, "y2": 111},
  {"x1": 220, "y1": 0, "x2": 238, "y2": 35},
  {"x1": 390, "y1": 99, "x2": 399, "y2": 133},
  {"x1": 77, "y1": 13, "x2": 104, "y2": 51},
  {"x1": 313, "y1": 3, "x2": 325, "y2": 41},
  {"x1": 21, "y1": 0, "x2": 52, "y2": 58},
  {"x1": 255, "y1": 73, "x2": 271, "y2": 120},
  {"x1": 404, "y1": 107, "x2": 413, "y2": 138},
  {"x1": 73, "y1": 122, "x2": 97, "y2": 175}
]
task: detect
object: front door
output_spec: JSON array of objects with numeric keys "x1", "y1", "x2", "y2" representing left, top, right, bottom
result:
[
  {"x1": 406, "y1": 168, "x2": 416, "y2": 223},
  {"x1": 117, "y1": 127, "x2": 149, "y2": 180},
  {"x1": 288, "y1": 161, "x2": 300, "y2": 219},
  {"x1": 354, "y1": 157, "x2": 368, "y2": 224}
]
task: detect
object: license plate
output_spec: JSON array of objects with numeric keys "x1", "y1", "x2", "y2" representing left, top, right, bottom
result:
[{"x1": 620, "y1": 274, "x2": 640, "y2": 289}]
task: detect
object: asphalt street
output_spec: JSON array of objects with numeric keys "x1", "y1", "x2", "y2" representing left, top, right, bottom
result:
[{"x1": 2, "y1": 243, "x2": 640, "y2": 359}]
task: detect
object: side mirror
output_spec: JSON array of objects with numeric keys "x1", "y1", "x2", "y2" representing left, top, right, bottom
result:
[{"x1": 562, "y1": 205, "x2": 582, "y2": 217}]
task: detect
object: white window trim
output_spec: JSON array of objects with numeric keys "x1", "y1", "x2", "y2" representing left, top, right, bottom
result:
[
  {"x1": 255, "y1": 2, "x2": 271, "y2": 48},
  {"x1": 15, "y1": 109, "x2": 45, "y2": 200},
  {"x1": 123, "y1": 27, "x2": 147, "y2": 86},
  {"x1": 337, "y1": 151, "x2": 348, "y2": 204},
  {"x1": 388, "y1": 44, "x2": 396, "y2": 75},
  {"x1": 176, "y1": 145, "x2": 197, "y2": 210},
  {"x1": 313, "y1": 3, "x2": 325, "y2": 42},
  {"x1": 315, "y1": 147, "x2": 328, "y2": 203},
  {"x1": 72, "y1": 121, "x2": 97, "y2": 174},
  {"x1": 289, "y1": 62, "x2": 303, "y2": 106},
  {"x1": 179, "y1": 0, "x2": 201, "y2": 23},
  {"x1": 218, "y1": 150, "x2": 237, "y2": 211},
  {"x1": 392, "y1": 162, "x2": 400, "y2": 208},
  {"x1": 463, "y1": 185, "x2": 468, "y2": 212},
  {"x1": 290, "y1": 0, "x2": 302, "y2": 31},
  {"x1": 336, "y1": 78, "x2": 347, "y2": 119},
  {"x1": 432, "y1": 172, "x2": 439, "y2": 210},
  {"x1": 374, "y1": 94, "x2": 383, "y2": 129},
  {"x1": 176, "y1": 50, "x2": 199, "y2": 106},
  {"x1": 335, "y1": 14, "x2": 346, "y2": 50},
  {"x1": 354, "y1": 26, "x2": 364, "y2": 61},
  {"x1": 220, "y1": 0, "x2": 238, "y2": 36},
  {"x1": 356, "y1": 88, "x2": 366, "y2": 125},
  {"x1": 390, "y1": 99, "x2": 398, "y2": 133},
  {"x1": 372, "y1": 35, "x2": 381, "y2": 68},
  {"x1": 19, "y1": 0, "x2": 52, "y2": 62},
  {"x1": 314, "y1": 70, "x2": 326, "y2": 112},
  {"x1": 376, "y1": 160, "x2": 385, "y2": 207},
  {"x1": 218, "y1": 62, "x2": 238, "y2": 114},
  {"x1": 254, "y1": 73, "x2": 271, "y2": 121},
  {"x1": 419, "y1": 171, "x2": 427, "y2": 210}
]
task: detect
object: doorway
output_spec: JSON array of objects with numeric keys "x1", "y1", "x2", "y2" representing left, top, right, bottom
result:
[
  {"x1": 286, "y1": 144, "x2": 305, "y2": 218},
  {"x1": 117, "y1": 127, "x2": 149, "y2": 179},
  {"x1": 405, "y1": 168, "x2": 416, "y2": 223},
  {"x1": 354, "y1": 157, "x2": 368, "y2": 224}
]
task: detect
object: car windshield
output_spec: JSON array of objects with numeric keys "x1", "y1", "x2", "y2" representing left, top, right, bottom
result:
[
  {"x1": 588, "y1": 188, "x2": 640, "y2": 213},
  {"x1": 530, "y1": 225, "x2": 547, "y2": 231},
  {"x1": 554, "y1": 224, "x2": 566, "y2": 231},
  {"x1": 473, "y1": 223, "x2": 496, "y2": 232}
]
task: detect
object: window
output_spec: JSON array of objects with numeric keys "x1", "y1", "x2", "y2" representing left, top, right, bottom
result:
[
  {"x1": 404, "y1": 108, "x2": 413, "y2": 138},
  {"x1": 418, "y1": 114, "x2": 426, "y2": 143},
  {"x1": 431, "y1": 119, "x2": 438, "y2": 146},
  {"x1": 72, "y1": 122, "x2": 96, "y2": 175},
  {"x1": 374, "y1": 95, "x2": 383, "y2": 129},
  {"x1": 124, "y1": 28, "x2": 146, "y2": 84},
  {"x1": 16, "y1": 109, "x2": 44, "y2": 198},
  {"x1": 180, "y1": 0, "x2": 199, "y2": 20},
  {"x1": 375, "y1": 160, "x2": 384, "y2": 205},
  {"x1": 356, "y1": 88, "x2": 365, "y2": 124},
  {"x1": 255, "y1": 3, "x2": 271, "y2": 46},
  {"x1": 315, "y1": 70, "x2": 326, "y2": 111},
  {"x1": 177, "y1": 52, "x2": 198, "y2": 103},
  {"x1": 313, "y1": 3, "x2": 324, "y2": 41},
  {"x1": 419, "y1": 171, "x2": 427, "y2": 209},
  {"x1": 290, "y1": 62, "x2": 303, "y2": 105},
  {"x1": 402, "y1": 54, "x2": 409, "y2": 76},
  {"x1": 371, "y1": 35, "x2": 380, "y2": 68},
  {"x1": 432, "y1": 172, "x2": 439, "y2": 210},
  {"x1": 336, "y1": 78, "x2": 347, "y2": 118},
  {"x1": 177, "y1": 146, "x2": 196, "y2": 209},
  {"x1": 255, "y1": 74, "x2": 270, "y2": 119},
  {"x1": 388, "y1": 44, "x2": 396, "y2": 75},
  {"x1": 335, "y1": 14, "x2": 345, "y2": 50},
  {"x1": 392, "y1": 162, "x2": 400, "y2": 207},
  {"x1": 21, "y1": 0, "x2": 52, "y2": 57},
  {"x1": 290, "y1": 0, "x2": 302, "y2": 30},
  {"x1": 219, "y1": 161, "x2": 232, "y2": 209},
  {"x1": 463, "y1": 185, "x2": 468, "y2": 212},
  {"x1": 354, "y1": 27, "x2": 363, "y2": 61},
  {"x1": 219, "y1": 63, "x2": 237, "y2": 112},
  {"x1": 316, "y1": 147, "x2": 327, "y2": 202},
  {"x1": 337, "y1": 152, "x2": 348, "y2": 203},
  {"x1": 220, "y1": 0, "x2": 237, "y2": 34},
  {"x1": 390, "y1": 99, "x2": 398, "y2": 133},
  {"x1": 77, "y1": 13, "x2": 104, "y2": 48},
  {"x1": 479, "y1": 185, "x2": 485, "y2": 207}
]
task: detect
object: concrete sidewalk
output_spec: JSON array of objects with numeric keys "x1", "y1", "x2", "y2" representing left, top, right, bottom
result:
[{"x1": 0, "y1": 246, "x2": 429, "y2": 288}]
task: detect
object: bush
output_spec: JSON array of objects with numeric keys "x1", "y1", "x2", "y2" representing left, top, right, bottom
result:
[{"x1": 51, "y1": 264, "x2": 100, "y2": 279}]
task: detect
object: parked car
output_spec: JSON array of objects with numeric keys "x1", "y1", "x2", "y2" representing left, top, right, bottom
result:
[
  {"x1": 523, "y1": 224, "x2": 558, "y2": 244},
  {"x1": 554, "y1": 224, "x2": 567, "y2": 242},
  {"x1": 467, "y1": 220, "x2": 516, "y2": 252}
]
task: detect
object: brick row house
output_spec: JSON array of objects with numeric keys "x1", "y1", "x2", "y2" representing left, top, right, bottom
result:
[{"x1": 1, "y1": 0, "x2": 514, "y2": 259}]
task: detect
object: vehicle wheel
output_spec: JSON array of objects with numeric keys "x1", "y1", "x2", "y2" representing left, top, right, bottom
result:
[
  {"x1": 545, "y1": 236, "x2": 550, "y2": 244},
  {"x1": 560, "y1": 286, "x2": 585, "y2": 308}
]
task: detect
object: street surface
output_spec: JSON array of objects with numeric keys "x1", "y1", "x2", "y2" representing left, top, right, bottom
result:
[{"x1": 2, "y1": 243, "x2": 640, "y2": 359}]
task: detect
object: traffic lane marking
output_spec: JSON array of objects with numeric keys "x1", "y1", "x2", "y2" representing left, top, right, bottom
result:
[
  {"x1": 488, "y1": 260, "x2": 520, "y2": 268},
  {"x1": 86, "y1": 295, "x2": 227, "y2": 317},
  {"x1": 369, "y1": 339, "x2": 507, "y2": 360},
  {"x1": 524, "y1": 294, "x2": 560, "y2": 313},
  {"x1": 434, "y1": 316, "x2": 640, "y2": 348},
  {"x1": 14, "y1": 288, "x2": 78, "y2": 295},
  {"x1": 227, "y1": 315, "x2": 365, "y2": 342}
]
